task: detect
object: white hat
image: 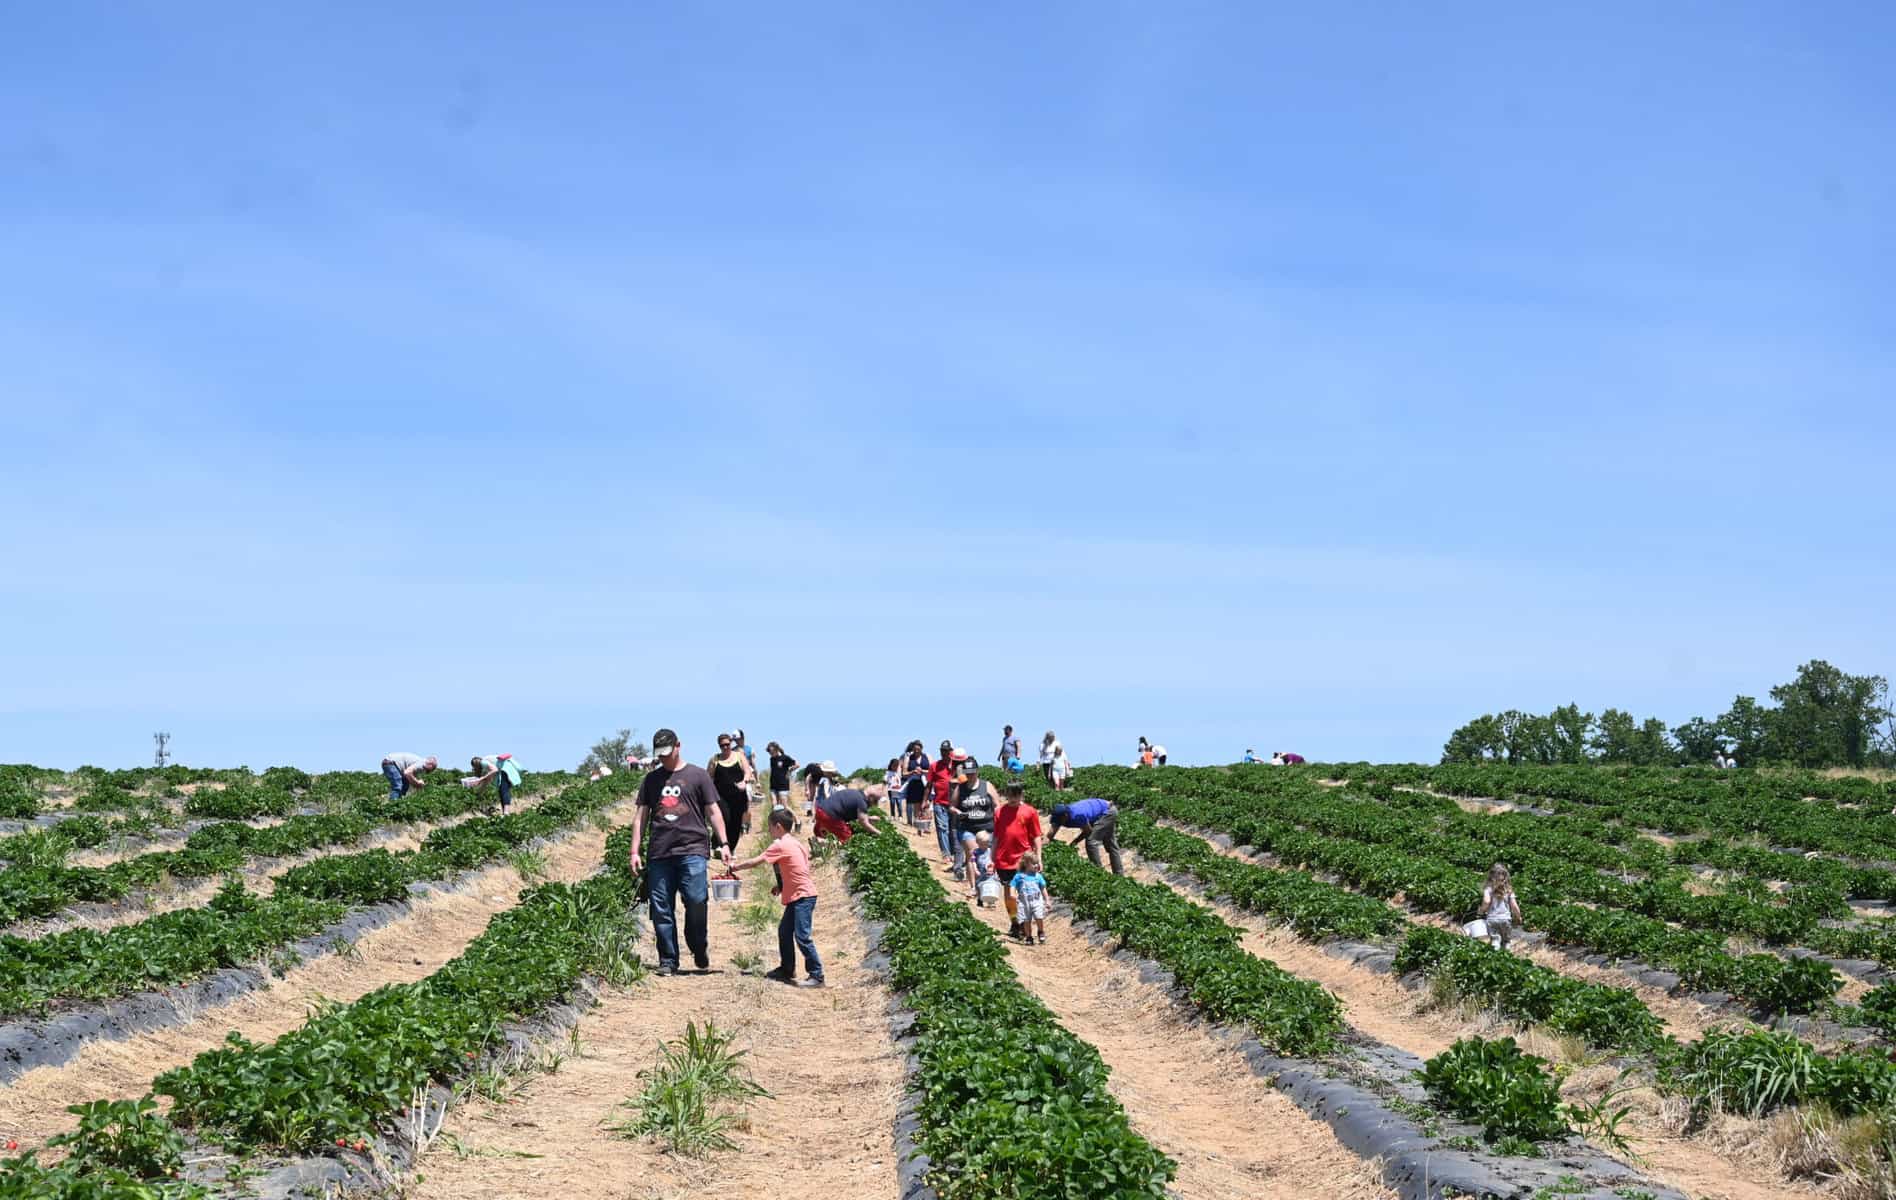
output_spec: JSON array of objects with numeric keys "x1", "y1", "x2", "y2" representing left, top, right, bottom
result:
[{"x1": 820, "y1": 760, "x2": 838, "y2": 775}]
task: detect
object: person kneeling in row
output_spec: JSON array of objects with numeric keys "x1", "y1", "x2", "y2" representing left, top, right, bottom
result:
[{"x1": 727, "y1": 808, "x2": 825, "y2": 988}]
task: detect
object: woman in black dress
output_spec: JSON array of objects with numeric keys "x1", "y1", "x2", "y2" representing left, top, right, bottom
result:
[{"x1": 709, "y1": 733, "x2": 752, "y2": 854}]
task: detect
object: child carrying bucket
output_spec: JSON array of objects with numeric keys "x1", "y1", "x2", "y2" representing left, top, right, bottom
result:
[{"x1": 727, "y1": 807, "x2": 825, "y2": 988}]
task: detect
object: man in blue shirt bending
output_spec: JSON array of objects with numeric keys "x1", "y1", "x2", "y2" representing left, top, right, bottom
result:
[{"x1": 1050, "y1": 797, "x2": 1123, "y2": 875}]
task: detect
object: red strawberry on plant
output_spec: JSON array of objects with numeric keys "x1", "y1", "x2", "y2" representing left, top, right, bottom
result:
[{"x1": 335, "y1": 1137, "x2": 347, "y2": 1147}]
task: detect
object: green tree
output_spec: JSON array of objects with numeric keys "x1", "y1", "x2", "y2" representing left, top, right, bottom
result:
[
  {"x1": 1671, "y1": 717, "x2": 1723, "y2": 764},
  {"x1": 1442, "y1": 714, "x2": 1504, "y2": 763},
  {"x1": 1591, "y1": 708, "x2": 1640, "y2": 763},
  {"x1": 1768, "y1": 660, "x2": 1892, "y2": 768},
  {"x1": 1549, "y1": 704, "x2": 1594, "y2": 764},
  {"x1": 1632, "y1": 716, "x2": 1676, "y2": 765},
  {"x1": 578, "y1": 728, "x2": 647, "y2": 775},
  {"x1": 1717, "y1": 696, "x2": 1772, "y2": 766}
]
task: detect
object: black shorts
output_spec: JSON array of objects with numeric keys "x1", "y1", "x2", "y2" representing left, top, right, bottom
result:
[{"x1": 997, "y1": 867, "x2": 1018, "y2": 884}]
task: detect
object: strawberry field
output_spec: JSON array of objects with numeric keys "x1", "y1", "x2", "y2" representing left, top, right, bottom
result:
[{"x1": 3, "y1": 758, "x2": 1895, "y2": 1198}]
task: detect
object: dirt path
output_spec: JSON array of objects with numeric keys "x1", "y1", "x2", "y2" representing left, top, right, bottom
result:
[
  {"x1": 894, "y1": 822, "x2": 1392, "y2": 1200},
  {"x1": 1120, "y1": 834, "x2": 1816, "y2": 1200},
  {"x1": 406, "y1": 835, "x2": 904, "y2": 1200},
  {"x1": 0, "y1": 802, "x2": 633, "y2": 1149}
]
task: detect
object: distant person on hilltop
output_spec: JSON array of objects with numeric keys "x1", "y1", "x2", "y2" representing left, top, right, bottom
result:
[
  {"x1": 1050, "y1": 740, "x2": 1073, "y2": 791},
  {"x1": 628, "y1": 728, "x2": 733, "y2": 977},
  {"x1": 998, "y1": 725, "x2": 1020, "y2": 768},
  {"x1": 1244, "y1": 748, "x2": 1259, "y2": 763},
  {"x1": 1038, "y1": 731, "x2": 1060, "y2": 789},
  {"x1": 1280, "y1": 751, "x2": 1306, "y2": 765},
  {"x1": 381, "y1": 752, "x2": 437, "y2": 802},
  {"x1": 765, "y1": 742, "x2": 798, "y2": 807},
  {"x1": 1267, "y1": 751, "x2": 1285, "y2": 766},
  {"x1": 1152, "y1": 742, "x2": 1168, "y2": 766}
]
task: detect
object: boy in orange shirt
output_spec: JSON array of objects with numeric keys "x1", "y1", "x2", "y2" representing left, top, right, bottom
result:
[{"x1": 728, "y1": 807, "x2": 825, "y2": 988}]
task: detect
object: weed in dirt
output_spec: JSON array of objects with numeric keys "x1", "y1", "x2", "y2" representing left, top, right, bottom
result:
[
  {"x1": 607, "y1": 1020, "x2": 770, "y2": 1156},
  {"x1": 730, "y1": 950, "x2": 763, "y2": 974},
  {"x1": 504, "y1": 846, "x2": 548, "y2": 880},
  {"x1": 586, "y1": 915, "x2": 646, "y2": 987},
  {"x1": 440, "y1": 1133, "x2": 543, "y2": 1160},
  {"x1": 731, "y1": 894, "x2": 776, "y2": 935},
  {"x1": 325, "y1": 935, "x2": 361, "y2": 960}
]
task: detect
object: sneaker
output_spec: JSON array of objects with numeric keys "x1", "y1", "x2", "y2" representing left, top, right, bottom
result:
[
  {"x1": 1036, "y1": 934, "x2": 1047, "y2": 945},
  {"x1": 796, "y1": 977, "x2": 826, "y2": 989},
  {"x1": 763, "y1": 967, "x2": 794, "y2": 984},
  {"x1": 655, "y1": 963, "x2": 677, "y2": 977}
]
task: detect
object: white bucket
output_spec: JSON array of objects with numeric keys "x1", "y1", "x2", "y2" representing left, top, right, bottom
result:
[
  {"x1": 1461, "y1": 919, "x2": 1489, "y2": 939},
  {"x1": 979, "y1": 878, "x2": 1003, "y2": 902},
  {"x1": 710, "y1": 877, "x2": 742, "y2": 902}
]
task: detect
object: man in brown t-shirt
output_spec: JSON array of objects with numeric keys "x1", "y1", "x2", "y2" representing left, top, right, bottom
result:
[{"x1": 630, "y1": 728, "x2": 733, "y2": 976}]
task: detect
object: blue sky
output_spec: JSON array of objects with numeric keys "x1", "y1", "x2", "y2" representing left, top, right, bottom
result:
[{"x1": 3, "y1": 2, "x2": 1892, "y2": 773}]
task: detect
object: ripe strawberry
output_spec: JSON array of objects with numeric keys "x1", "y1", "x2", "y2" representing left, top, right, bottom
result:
[
  {"x1": 355, "y1": 1140, "x2": 368, "y2": 1152},
  {"x1": 4, "y1": 1140, "x2": 17, "y2": 1151},
  {"x1": 335, "y1": 1137, "x2": 347, "y2": 1147}
]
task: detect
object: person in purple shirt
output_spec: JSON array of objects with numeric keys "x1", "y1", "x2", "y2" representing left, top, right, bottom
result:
[
  {"x1": 1050, "y1": 797, "x2": 1123, "y2": 875},
  {"x1": 1280, "y1": 751, "x2": 1306, "y2": 765}
]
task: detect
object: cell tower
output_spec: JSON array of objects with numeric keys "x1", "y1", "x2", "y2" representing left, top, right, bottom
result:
[{"x1": 153, "y1": 732, "x2": 171, "y2": 768}]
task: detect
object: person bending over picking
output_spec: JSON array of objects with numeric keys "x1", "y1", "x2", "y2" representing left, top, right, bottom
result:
[
  {"x1": 1011, "y1": 851, "x2": 1051, "y2": 944},
  {"x1": 1481, "y1": 863, "x2": 1523, "y2": 952},
  {"x1": 727, "y1": 807, "x2": 824, "y2": 988},
  {"x1": 812, "y1": 782, "x2": 883, "y2": 844},
  {"x1": 992, "y1": 780, "x2": 1044, "y2": 941},
  {"x1": 381, "y1": 752, "x2": 437, "y2": 802},
  {"x1": 467, "y1": 753, "x2": 523, "y2": 816},
  {"x1": 1051, "y1": 797, "x2": 1122, "y2": 875},
  {"x1": 628, "y1": 729, "x2": 733, "y2": 977}
]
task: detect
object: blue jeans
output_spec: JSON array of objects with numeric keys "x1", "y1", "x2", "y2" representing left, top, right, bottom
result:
[
  {"x1": 932, "y1": 805, "x2": 954, "y2": 860},
  {"x1": 646, "y1": 855, "x2": 709, "y2": 970},
  {"x1": 778, "y1": 896, "x2": 822, "y2": 980},
  {"x1": 382, "y1": 762, "x2": 408, "y2": 802},
  {"x1": 495, "y1": 772, "x2": 513, "y2": 811}
]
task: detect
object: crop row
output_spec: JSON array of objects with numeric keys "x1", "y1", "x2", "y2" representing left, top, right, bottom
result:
[
  {"x1": 1101, "y1": 808, "x2": 1665, "y2": 1052},
  {"x1": 1324, "y1": 761, "x2": 1896, "y2": 861},
  {"x1": 1077, "y1": 769, "x2": 1896, "y2": 1140},
  {"x1": 0, "y1": 776, "x2": 550, "y2": 929},
  {"x1": 1225, "y1": 769, "x2": 1878, "y2": 951},
  {"x1": 0, "y1": 777, "x2": 622, "y2": 1018},
  {"x1": 1039, "y1": 839, "x2": 1345, "y2": 1054},
  {"x1": 1088, "y1": 767, "x2": 1859, "y2": 1013},
  {"x1": 841, "y1": 823, "x2": 1176, "y2": 1200},
  {"x1": 0, "y1": 781, "x2": 645, "y2": 1196}
]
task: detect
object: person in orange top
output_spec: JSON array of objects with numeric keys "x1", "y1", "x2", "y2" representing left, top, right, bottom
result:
[
  {"x1": 728, "y1": 807, "x2": 824, "y2": 988},
  {"x1": 991, "y1": 779, "x2": 1046, "y2": 942}
]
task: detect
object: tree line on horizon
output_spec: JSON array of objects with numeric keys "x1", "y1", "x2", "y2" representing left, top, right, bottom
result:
[{"x1": 1441, "y1": 660, "x2": 1894, "y2": 769}]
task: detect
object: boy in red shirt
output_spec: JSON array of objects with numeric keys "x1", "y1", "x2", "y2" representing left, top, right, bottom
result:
[
  {"x1": 991, "y1": 780, "x2": 1045, "y2": 942},
  {"x1": 728, "y1": 807, "x2": 824, "y2": 988}
]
